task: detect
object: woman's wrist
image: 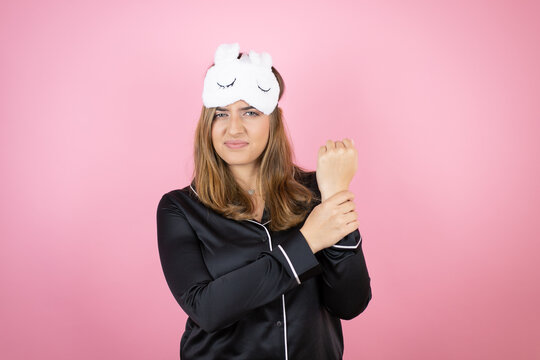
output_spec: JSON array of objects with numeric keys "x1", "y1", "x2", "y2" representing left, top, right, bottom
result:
[{"x1": 319, "y1": 186, "x2": 349, "y2": 203}]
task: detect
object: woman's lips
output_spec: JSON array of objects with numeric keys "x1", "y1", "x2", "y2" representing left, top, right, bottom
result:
[{"x1": 225, "y1": 141, "x2": 248, "y2": 149}]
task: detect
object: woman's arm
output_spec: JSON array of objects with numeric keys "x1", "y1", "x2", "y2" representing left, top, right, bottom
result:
[
  {"x1": 308, "y1": 171, "x2": 372, "y2": 319},
  {"x1": 156, "y1": 193, "x2": 322, "y2": 334}
]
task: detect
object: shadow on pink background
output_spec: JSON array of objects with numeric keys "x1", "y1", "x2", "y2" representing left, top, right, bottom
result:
[{"x1": 1, "y1": 0, "x2": 539, "y2": 359}]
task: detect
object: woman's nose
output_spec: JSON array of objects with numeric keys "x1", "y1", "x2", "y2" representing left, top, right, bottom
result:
[{"x1": 227, "y1": 113, "x2": 244, "y2": 134}]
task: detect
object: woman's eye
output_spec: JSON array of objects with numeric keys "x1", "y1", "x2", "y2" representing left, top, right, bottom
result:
[{"x1": 213, "y1": 111, "x2": 258, "y2": 119}]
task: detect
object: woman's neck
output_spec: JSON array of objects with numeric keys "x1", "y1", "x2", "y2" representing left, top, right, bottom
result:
[{"x1": 230, "y1": 164, "x2": 260, "y2": 193}]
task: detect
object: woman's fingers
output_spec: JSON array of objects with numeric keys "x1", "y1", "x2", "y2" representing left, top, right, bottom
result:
[
  {"x1": 325, "y1": 139, "x2": 336, "y2": 151},
  {"x1": 341, "y1": 199, "x2": 355, "y2": 213},
  {"x1": 327, "y1": 189, "x2": 355, "y2": 205},
  {"x1": 342, "y1": 138, "x2": 354, "y2": 148},
  {"x1": 319, "y1": 138, "x2": 356, "y2": 155},
  {"x1": 320, "y1": 139, "x2": 357, "y2": 159}
]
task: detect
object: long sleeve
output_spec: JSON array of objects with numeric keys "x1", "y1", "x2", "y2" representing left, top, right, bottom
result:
[
  {"x1": 316, "y1": 229, "x2": 372, "y2": 319},
  {"x1": 156, "y1": 193, "x2": 322, "y2": 334},
  {"x1": 309, "y1": 175, "x2": 372, "y2": 320}
]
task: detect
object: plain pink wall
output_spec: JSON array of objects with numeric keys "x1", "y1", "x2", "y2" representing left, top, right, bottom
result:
[{"x1": 1, "y1": 0, "x2": 539, "y2": 359}]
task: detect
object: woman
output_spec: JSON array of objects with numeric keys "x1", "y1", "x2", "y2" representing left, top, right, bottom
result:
[{"x1": 156, "y1": 43, "x2": 372, "y2": 360}]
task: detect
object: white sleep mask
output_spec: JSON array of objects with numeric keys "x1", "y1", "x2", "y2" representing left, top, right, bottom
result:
[{"x1": 202, "y1": 43, "x2": 280, "y2": 115}]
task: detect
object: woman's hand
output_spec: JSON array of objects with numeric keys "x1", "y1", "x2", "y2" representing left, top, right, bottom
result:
[
  {"x1": 300, "y1": 190, "x2": 359, "y2": 253},
  {"x1": 316, "y1": 138, "x2": 358, "y2": 202}
]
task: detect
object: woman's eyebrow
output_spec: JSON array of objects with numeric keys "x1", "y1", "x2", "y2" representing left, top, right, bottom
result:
[{"x1": 216, "y1": 106, "x2": 257, "y2": 111}]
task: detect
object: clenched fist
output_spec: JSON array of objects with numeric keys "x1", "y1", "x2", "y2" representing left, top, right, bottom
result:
[{"x1": 316, "y1": 138, "x2": 358, "y2": 202}]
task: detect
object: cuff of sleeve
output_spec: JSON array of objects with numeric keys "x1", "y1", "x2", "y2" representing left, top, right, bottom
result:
[
  {"x1": 318, "y1": 229, "x2": 362, "y2": 264},
  {"x1": 272, "y1": 230, "x2": 321, "y2": 285},
  {"x1": 330, "y1": 229, "x2": 362, "y2": 250}
]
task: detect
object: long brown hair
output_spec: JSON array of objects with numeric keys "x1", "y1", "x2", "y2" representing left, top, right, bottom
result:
[{"x1": 191, "y1": 54, "x2": 318, "y2": 231}]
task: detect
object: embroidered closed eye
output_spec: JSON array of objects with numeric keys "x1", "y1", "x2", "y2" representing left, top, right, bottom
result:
[
  {"x1": 257, "y1": 84, "x2": 270, "y2": 92},
  {"x1": 217, "y1": 78, "x2": 236, "y2": 89}
]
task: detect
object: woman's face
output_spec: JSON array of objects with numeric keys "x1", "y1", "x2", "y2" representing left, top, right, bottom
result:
[{"x1": 211, "y1": 99, "x2": 271, "y2": 171}]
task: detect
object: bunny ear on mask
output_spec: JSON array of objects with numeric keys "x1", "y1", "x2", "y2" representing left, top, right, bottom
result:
[
  {"x1": 202, "y1": 43, "x2": 280, "y2": 115},
  {"x1": 214, "y1": 43, "x2": 240, "y2": 64}
]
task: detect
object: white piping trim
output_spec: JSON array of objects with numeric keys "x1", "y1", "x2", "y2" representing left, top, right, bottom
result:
[
  {"x1": 246, "y1": 220, "x2": 287, "y2": 360},
  {"x1": 277, "y1": 245, "x2": 301, "y2": 285},
  {"x1": 282, "y1": 294, "x2": 288, "y2": 360},
  {"x1": 331, "y1": 236, "x2": 362, "y2": 249},
  {"x1": 246, "y1": 219, "x2": 272, "y2": 246}
]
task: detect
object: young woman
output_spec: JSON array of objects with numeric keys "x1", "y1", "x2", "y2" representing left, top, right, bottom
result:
[{"x1": 156, "y1": 43, "x2": 372, "y2": 360}]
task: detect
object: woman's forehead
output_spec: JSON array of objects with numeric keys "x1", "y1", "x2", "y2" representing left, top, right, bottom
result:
[{"x1": 216, "y1": 100, "x2": 257, "y2": 111}]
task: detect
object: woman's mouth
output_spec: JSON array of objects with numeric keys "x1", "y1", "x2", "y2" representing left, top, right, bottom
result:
[{"x1": 225, "y1": 141, "x2": 249, "y2": 149}]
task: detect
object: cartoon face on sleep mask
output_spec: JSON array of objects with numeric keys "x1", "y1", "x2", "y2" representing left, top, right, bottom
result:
[{"x1": 202, "y1": 43, "x2": 280, "y2": 115}]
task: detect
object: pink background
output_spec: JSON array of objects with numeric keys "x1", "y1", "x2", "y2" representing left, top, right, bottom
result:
[{"x1": 1, "y1": 0, "x2": 539, "y2": 359}]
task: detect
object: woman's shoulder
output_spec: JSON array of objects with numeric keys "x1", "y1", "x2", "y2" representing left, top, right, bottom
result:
[
  {"x1": 294, "y1": 167, "x2": 318, "y2": 190},
  {"x1": 157, "y1": 180, "x2": 200, "y2": 211},
  {"x1": 294, "y1": 167, "x2": 315, "y2": 182}
]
